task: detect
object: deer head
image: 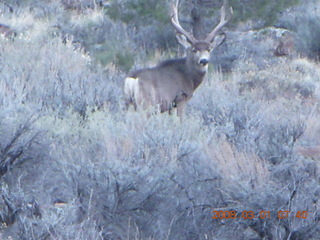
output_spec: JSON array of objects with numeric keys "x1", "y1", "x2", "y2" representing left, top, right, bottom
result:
[{"x1": 171, "y1": 0, "x2": 232, "y2": 73}]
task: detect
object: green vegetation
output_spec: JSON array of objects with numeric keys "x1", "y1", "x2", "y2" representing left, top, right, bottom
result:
[
  {"x1": 229, "y1": 0, "x2": 300, "y2": 27},
  {"x1": 105, "y1": 0, "x2": 301, "y2": 31},
  {"x1": 106, "y1": 0, "x2": 168, "y2": 25}
]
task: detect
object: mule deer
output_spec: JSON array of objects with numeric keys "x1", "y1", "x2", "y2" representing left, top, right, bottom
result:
[{"x1": 124, "y1": 0, "x2": 232, "y2": 118}]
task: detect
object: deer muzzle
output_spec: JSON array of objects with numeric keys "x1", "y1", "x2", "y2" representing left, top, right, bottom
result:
[{"x1": 199, "y1": 59, "x2": 209, "y2": 66}]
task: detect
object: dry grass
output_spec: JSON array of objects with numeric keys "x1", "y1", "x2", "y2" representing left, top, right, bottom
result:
[{"x1": 205, "y1": 139, "x2": 270, "y2": 188}]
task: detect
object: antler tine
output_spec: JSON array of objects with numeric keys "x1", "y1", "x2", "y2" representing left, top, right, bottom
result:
[
  {"x1": 205, "y1": 0, "x2": 233, "y2": 42},
  {"x1": 171, "y1": 0, "x2": 196, "y2": 44}
]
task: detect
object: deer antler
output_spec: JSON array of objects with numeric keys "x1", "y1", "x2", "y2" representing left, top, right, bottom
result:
[
  {"x1": 205, "y1": 0, "x2": 233, "y2": 42},
  {"x1": 171, "y1": 0, "x2": 197, "y2": 44}
]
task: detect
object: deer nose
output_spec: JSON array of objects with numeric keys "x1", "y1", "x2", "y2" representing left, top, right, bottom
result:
[{"x1": 199, "y1": 59, "x2": 209, "y2": 66}]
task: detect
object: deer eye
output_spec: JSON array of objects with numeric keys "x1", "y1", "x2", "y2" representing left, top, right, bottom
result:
[{"x1": 192, "y1": 48, "x2": 197, "y2": 53}]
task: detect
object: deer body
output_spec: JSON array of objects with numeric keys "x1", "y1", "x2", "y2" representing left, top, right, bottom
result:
[
  {"x1": 124, "y1": 0, "x2": 232, "y2": 118},
  {"x1": 125, "y1": 44, "x2": 210, "y2": 115}
]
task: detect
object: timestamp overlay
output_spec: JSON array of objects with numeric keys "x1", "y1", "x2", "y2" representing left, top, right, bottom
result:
[{"x1": 212, "y1": 210, "x2": 309, "y2": 220}]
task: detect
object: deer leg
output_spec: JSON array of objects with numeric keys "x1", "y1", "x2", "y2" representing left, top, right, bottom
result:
[
  {"x1": 174, "y1": 92, "x2": 188, "y2": 121},
  {"x1": 176, "y1": 101, "x2": 187, "y2": 121}
]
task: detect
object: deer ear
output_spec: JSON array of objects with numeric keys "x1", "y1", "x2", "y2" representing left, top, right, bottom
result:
[
  {"x1": 176, "y1": 34, "x2": 192, "y2": 49},
  {"x1": 210, "y1": 33, "x2": 226, "y2": 51}
]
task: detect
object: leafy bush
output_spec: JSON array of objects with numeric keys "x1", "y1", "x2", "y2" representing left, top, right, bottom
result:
[
  {"x1": 280, "y1": 3, "x2": 320, "y2": 60},
  {"x1": 228, "y1": 0, "x2": 300, "y2": 28},
  {"x1": 106, "y1": 0, "x2": 168, "y2": 25}
]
